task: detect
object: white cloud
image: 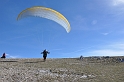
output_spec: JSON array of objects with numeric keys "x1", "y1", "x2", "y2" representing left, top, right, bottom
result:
[
  {"x1": 101, "y1": 32, "x2": 110, "y2": 35},
  {"x1": 6, "y1": 54, "x2": 18, "y2": 58},
  {"x1": 101, "y1": 31, "x2": 112, "y2": 36},
  {"x1": 112, "y1": 0, "x2": 124, "y2": 6},
  {"x1": 89, "y1": 49, "x2": 124, "y2": 56},
  {"x1": 108, "y1": 43, "x2": 124, "y2": 50},
  {"x1": 85, "y1": 43, "x2": 124, "y2": 57},
  {"x1": 62, "y1": 43, "x2": 124, "y2": 57}
]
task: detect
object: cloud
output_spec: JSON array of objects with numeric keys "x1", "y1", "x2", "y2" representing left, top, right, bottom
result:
[
  {"x1": 101, "y1": 31, "x2": 113, "y2": 36},
  {"x1": 6, "y1": 54, "x2": 18, "y2": 58},
  {"x1": 61, "y1": 43, "x2": 124, "y2": 57},
  {"x1": 101, "y1": 32, "x2": 110, "y2": 35},
  {"x1": 112, "y1": 0, "x2": 124, "y2": 6},
  {"x1": 89, "y1": 49, "x2": 124, "y2": 56},
  {"x1": 108, "y1": 43, "x2": 124, "y2": 50},
  {"x1": 87, "y1": 43, "x2": 124, "y2": 56}
]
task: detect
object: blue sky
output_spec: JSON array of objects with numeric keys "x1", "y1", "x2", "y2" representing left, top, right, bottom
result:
[{"x1": 0, "y1": 0, "x2": 124, "y2": 58}]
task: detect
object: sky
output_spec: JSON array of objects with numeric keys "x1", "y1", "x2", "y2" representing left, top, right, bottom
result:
[{"x1": 0, "y1": 0, "x2": 124, "y2": 58}]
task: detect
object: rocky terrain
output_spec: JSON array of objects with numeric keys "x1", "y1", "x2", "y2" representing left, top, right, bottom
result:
[{"x1": 0, "y1": 57, "x2": 124, "y2": 82}]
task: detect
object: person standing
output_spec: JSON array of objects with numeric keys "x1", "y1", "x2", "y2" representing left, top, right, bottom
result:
[
  {"x1": 1, "y1": 53, "x2": 6, "y2": 58},
  {"x1": 41, "y1": 49, "x2": 50, "y2": 61},
  {"x1": 80, "y1": 55, "x2": 83, "y2": 60}
]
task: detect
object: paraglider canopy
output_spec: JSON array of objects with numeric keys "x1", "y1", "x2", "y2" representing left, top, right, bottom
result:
[{"x1": 17, "y1": 6, "x2": 71, "y2": 33}]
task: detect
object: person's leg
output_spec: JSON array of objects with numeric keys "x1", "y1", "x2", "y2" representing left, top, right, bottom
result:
[{"x1": 43, "y1": 56, "x2": 46, "y2": 61}]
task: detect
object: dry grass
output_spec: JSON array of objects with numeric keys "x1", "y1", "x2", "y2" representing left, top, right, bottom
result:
[{"x1": 0, "y1": 57, "x2": 124, "y2": 82}]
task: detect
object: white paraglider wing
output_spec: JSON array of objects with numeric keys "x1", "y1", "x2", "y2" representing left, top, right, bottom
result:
[{"x1": 17, "y1": 6, "x2": 71, "y2": 33}]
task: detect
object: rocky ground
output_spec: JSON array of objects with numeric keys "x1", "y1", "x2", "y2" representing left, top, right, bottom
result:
[{"x1": 0, "y1": 57, "x2": 124, "y2": 82}]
